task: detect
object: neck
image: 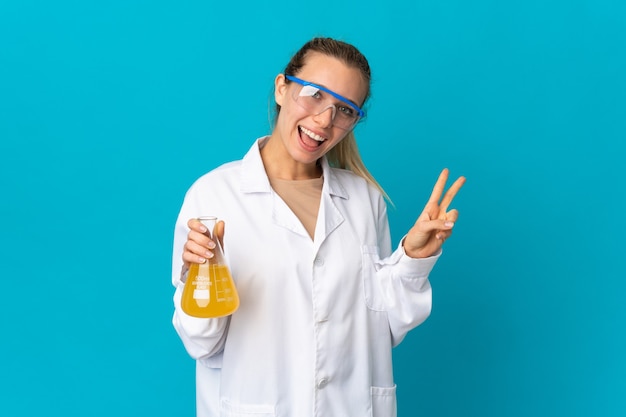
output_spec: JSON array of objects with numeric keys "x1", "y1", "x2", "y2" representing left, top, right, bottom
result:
[{"x1": 260, "y1": 135, "x2": 323, "y2": 180}]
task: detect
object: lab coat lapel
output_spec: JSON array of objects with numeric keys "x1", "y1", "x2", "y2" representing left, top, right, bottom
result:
[
  {"x1": 240, "y1": 137, "x2": 272, "y2": 194},
  {"x1": 313, "y1": 158, "x2": 348, "y2": 252},
  {"x1": 239, "y1": 139, "x2": 348, "y2": 242},
  {"x1": 271, "y1": 192, "x2": 310, "y2": 238},
  {"x1": 240, "y1": 137, "x2": 310, "y2": 238}
]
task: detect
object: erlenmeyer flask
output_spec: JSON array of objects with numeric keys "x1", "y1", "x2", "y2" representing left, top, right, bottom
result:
[{"x1": 181, "y1": 216, "x2": 239, "y2": 318}]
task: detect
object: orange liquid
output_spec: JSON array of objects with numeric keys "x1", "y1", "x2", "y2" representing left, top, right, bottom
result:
[{"x1": 181, "y1": 263, "x2": 240, "y2": 318}]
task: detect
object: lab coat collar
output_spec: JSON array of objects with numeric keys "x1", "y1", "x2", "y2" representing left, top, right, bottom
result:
[
  {"x1": 239, "y1": 137, "x2": 347, "y2": 246},
  {"x1": 240, "y1": 137, "x2": 349, "y2": 200},
  {"x1": 239, "y1": 137, "x2": 273, "y2": 194}
]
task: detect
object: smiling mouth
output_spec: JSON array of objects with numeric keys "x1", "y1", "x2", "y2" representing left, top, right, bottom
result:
[{"x1": 299, "y1": 126, "x2": 326, "y2": 147}]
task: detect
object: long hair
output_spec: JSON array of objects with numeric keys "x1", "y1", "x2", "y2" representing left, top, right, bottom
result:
[{"x1": 276, "y1": 37, "x2": 390, "y2": 202}]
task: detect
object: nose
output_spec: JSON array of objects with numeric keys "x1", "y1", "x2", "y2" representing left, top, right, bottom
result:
[{"x1": 313, "y1": 105, "x2": 336, "y2": 128}]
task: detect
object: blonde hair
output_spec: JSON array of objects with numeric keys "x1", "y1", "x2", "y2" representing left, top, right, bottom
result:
[
  {"x1": 326, "y1": 131, "x2": 390, "y2": 202},
  {"x1": 278, "y1": 37, "x2": 390, "y2": 201}
]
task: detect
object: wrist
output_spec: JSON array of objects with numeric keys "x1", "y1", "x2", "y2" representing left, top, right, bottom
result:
[
  {"x1": 404, "y1": 247, "x2": 431, "y2": 259},
  {"x1": 401, "y1": 238, "x2": 430, "y2": 259}
]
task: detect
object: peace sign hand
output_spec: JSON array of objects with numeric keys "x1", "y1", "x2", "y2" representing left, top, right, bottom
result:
[{"x1": 403, "y1": 168, "x2": 466, "y2": 259}]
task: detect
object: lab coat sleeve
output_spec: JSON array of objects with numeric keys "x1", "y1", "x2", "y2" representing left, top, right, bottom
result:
[
  {"x1": 171, "y1": 185, "x2": 230, "y2": 362},
  {"x1": 374, "y1": 195, "x2": 439, "y2": 347},
  {"x1": 172, "y1": 282, "x2": 230, "y2": 361}
]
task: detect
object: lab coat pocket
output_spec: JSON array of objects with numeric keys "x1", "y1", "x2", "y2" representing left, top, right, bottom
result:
[
  {"x1": 370, "y1": 385, "x2": 397, "y2": 417},
  {"x1": 362, "y1": 245, "x2": 385, "y2": 311},
  {"x1": 220, "y1": 398, "x2": 275, "y2": 417}
]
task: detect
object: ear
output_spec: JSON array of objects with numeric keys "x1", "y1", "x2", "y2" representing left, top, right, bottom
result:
[{"x1": 274, "y1": 73, "x2": 287, "y2": 107}]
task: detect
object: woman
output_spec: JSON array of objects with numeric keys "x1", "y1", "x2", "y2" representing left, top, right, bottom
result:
[{"x1": 172, "y1": 37, "x2": 465, "y2": 417}]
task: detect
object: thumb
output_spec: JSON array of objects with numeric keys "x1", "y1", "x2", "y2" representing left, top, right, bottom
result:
[
  {"x1": 213, "y1": 220, "x2": 225, "y2": 249},
  {"x1": 416, "y1": 218, "x2": 455, "y2": 234}
]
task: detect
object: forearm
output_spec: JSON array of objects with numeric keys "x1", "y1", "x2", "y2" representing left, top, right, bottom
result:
[
  {"x1": 369, "y1": 240, "x2": 439, "y2": 346},
  {"x1": 384, "y1": 248, "x2": 438, "y2": 346}
]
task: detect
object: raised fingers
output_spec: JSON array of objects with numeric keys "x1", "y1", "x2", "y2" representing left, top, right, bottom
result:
[
  {"x1": 444, "y1": 209, "x2": 459, "y2": 223},
  {"x1": 427, "y1": 168, "x2": 450, "y2": 205},
  {"x1": 438, "y1": 175, "x2": 466, "y2": 216}
]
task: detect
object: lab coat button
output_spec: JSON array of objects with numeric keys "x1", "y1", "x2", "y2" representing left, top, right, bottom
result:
[
  {"x1": 314, "y1": 257, "x2": 324, "y2": 266},
  {"x1": 317, "y1": 377, "x2": 329, "y2": 389}
]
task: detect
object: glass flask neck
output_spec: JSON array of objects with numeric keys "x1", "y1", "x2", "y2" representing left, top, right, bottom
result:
[
  {"x1": 197, "y1": 216, "x2": 225, "y2": 264},
  {"x1": 198, "y1": 216, "x2": 218, "y2": 239}
]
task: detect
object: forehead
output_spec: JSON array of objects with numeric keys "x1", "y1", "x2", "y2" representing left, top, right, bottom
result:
[{"x1": 296, "y1": 52, "x2": 368, "y2": 106}]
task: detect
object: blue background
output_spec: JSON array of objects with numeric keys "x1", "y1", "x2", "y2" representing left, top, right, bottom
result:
[{"x1": 1, "y1": 0, "x2": 625, "y2": 416}]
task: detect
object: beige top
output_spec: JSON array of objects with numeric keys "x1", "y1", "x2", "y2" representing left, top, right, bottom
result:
[{"x1": 269, "y1": 176, "x2": 323, "y2": 239}]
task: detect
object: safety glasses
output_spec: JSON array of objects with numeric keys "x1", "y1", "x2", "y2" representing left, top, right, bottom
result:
[{"x1": 286, "y1": 75, "x2": 365, "y2": 130}]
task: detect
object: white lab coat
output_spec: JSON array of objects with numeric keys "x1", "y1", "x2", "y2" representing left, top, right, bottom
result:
[{"x1": 172, "y1": 137, "x2": 439, "y2": 417}]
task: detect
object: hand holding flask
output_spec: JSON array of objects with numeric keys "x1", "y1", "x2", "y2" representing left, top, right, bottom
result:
[{"x1": 181, "y1": 216, "x2": 239, "y2": 318}]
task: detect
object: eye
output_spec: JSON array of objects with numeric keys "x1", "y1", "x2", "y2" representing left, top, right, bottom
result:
[
  {"x1": 337, "y1": 105, "x2": 356, "y2": 118},
  {"x1": 300, "y1": 85, "x2": 323, "y2": 100}
]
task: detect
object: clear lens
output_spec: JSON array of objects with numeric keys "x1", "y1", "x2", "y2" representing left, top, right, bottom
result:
[{"x1": 292, "y1": 84, "x2": 360, "y2": 130}]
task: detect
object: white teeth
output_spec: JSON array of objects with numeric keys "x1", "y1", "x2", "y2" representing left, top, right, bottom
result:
[{"x1": 300, "y1": 126, "x2": 325, "y2": 142}]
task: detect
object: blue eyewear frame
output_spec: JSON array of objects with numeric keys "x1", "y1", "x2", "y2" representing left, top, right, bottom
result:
[{"x1": 285, "y1": 75, "x2": 365, "y2": 118}]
